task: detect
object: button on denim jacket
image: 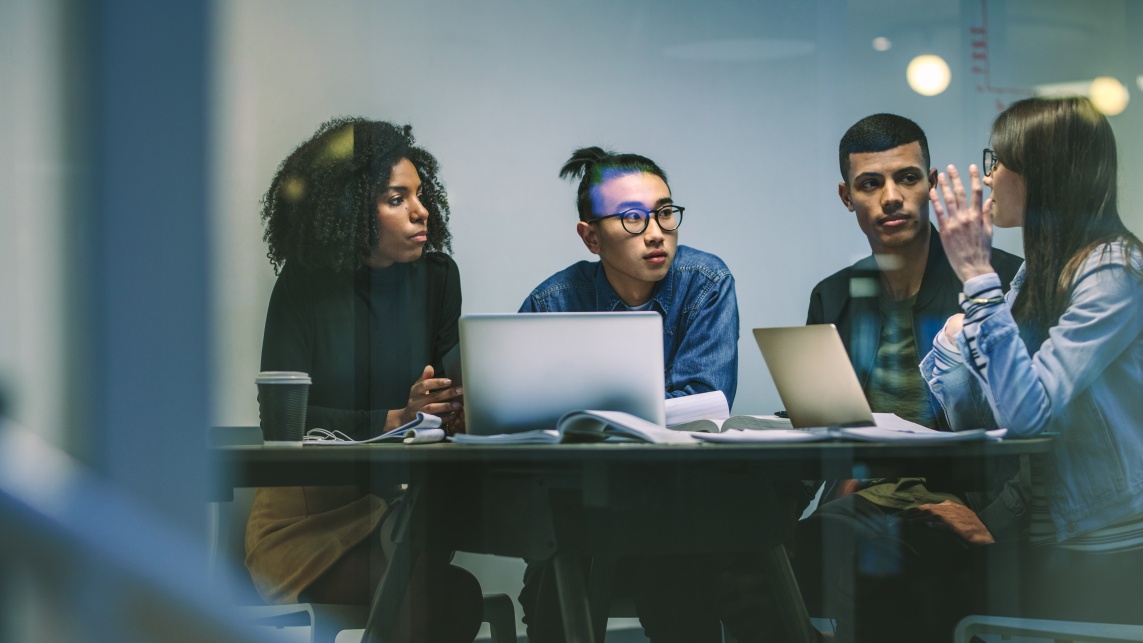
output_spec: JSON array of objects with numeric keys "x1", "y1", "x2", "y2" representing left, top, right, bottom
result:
[
  {"x1": 922, "y1": 243, "x2": 1143, "y2": 541},
  {"x1": 520, "y1": 245, "x2": 740, "y2": 407}
]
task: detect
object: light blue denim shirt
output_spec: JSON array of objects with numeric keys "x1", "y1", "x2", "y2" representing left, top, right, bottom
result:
[
  {"x1": 519, "y1": 245, "x2": 739, "y2": 407},
  {"x1": 921, "y1": 242, "x2": 1143, "y2": 541}
]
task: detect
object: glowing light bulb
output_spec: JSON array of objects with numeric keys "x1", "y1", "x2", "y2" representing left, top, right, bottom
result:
[
  {"x1": 906, "y1": 54, "x2": 951, "y2": 97},
  {"x1": 872, "y1": 37, "x2": 892, "y2": 52},
  {"x1": 1089, "y1": 76, "x2": 1129, "y2": 116}
]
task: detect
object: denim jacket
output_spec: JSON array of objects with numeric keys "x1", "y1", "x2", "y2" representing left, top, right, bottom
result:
[
  {"x1": 922, "y1": 242, "x2": 1143, "y2": 541},
  {"x1": 519, "y1": 245, "x2": 739, "y2": 407}
]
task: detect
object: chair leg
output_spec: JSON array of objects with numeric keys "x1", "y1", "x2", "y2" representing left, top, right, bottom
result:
[
  {"x1": 552, "y1": 552, "x2": 596, "y2": 643},
  {"x1": 481, "y1": 593, "x2": 517, "y2": 643},
  {"x1": 587, "y1": 556, "x2": 618, "y2": 643},
  {"x1": 307, "y1": 605, "x2": 370, "y2": 643},
  {"x1": 759, "y1": 544, "x2": 819, "y2": 643}
]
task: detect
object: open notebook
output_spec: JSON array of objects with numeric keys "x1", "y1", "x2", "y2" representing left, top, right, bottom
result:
[{"x1": 661, "y1": 390, "x2": 1004, "y2": 443}]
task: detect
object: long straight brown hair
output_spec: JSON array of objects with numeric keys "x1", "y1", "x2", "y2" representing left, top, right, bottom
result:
[{"x1": 991, "y1": 96, "x2": 1143, "y2": 347}]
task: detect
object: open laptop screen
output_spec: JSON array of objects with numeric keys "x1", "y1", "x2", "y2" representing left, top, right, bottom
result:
[
  {"x1": 752, "y1": 324, "x2": 876, "y2": 429},
  {"x1": 460, "y1": 312, "x2": 667, "y2": 435}
]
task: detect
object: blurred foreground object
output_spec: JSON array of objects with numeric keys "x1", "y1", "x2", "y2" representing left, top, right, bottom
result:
[{"x1": 0, "y1": 416, "x2": 275, "y2": 643}]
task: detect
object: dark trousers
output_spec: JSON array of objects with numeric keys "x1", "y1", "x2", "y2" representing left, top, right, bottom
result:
[
  {"x1": 519, "y1": 553, "x2": 787, "y2": 643},
  {"x1": 792, "y1": 495, "x2": 981, "y2": 643}
]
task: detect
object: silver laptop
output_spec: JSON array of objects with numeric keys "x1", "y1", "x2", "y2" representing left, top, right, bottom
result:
[
  {"x1": 752, "y1": 324, "x2": 876, "y2": 429},
  {"x1": 459, "y1": 312, "x2": 667, "y2": 435}
]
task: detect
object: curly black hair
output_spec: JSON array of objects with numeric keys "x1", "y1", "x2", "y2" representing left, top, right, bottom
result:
[{"x1": 261, "y1": 117, "x2": 452, "y2": 273}]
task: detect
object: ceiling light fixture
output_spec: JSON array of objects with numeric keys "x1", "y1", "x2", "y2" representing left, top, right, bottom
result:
[
  {"x1": 906, "y1": 55, "x2": 951, "y2": 96},
  {"x1": 1089, "y1": 76, "x2": 1129, "y2": 116}
]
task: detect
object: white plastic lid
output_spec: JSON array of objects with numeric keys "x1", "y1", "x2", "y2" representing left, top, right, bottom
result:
[{"x1": 255, "y1": 371, "x2": 312, "y2": 385}]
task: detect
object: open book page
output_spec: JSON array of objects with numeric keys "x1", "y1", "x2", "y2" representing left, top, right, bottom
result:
[
  {"x1": 303, "y1": 412, "x2": 445, "y2": 445},
  {"x1": 450, "y1": 430, "x2": 561, "y2": 445},
  {"x1": 723, "y1": 415, "x2": 793, "y2": 430},
  {"x1": 692, "y1": 428, "x2": 830, "y2": 443},
  {"x1": 559, "y1": 410, "x2": 700, "y2": 445},
  {"x1": 671, "y1": 413, "x2": 793, "y2": 433},
  {"x1": 668, "y1": 417, "x2": 726, "y2": 433},
  {"x1": 664, "y1": 391, "x2": 730, "y2": 427}
]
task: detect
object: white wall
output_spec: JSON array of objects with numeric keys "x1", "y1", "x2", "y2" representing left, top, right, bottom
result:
[
  {"x1": 211, "y1": 0, "x2": 1143, "y2": 426},
  {"x1": 0, "y1": 0, "x2": 70, "y2": 445}
]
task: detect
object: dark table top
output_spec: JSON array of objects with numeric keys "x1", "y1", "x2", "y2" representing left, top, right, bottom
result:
[{"x1": 212, "y1": 435, "x2": 1054, "y2": 498}]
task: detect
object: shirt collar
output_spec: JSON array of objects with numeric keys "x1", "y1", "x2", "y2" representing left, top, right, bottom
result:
[{"x1": 592, "y1": 259, "x2": 675, "y2": 316}]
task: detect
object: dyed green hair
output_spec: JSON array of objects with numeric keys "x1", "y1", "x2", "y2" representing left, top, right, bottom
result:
[{"x1": 559, "y1": 146, "x2": 670, "y2": 221}]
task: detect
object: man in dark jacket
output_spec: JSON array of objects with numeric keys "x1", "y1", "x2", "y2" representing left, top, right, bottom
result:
[{"x1": 794, "y1": 114, "x2": 1025, "y2": 643}]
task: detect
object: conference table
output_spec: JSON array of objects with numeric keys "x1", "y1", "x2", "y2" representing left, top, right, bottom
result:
[{"x1": 213, "y1": 436, "x2": 1053, "y2": 643}]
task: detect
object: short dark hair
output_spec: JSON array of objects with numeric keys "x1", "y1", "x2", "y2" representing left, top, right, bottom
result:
[
  {"x1": 839, "y1": 113, "x2": 930, "y2": 183},
  {"x1": 559, "y1": 147, "x2": 670, "y2": 221},
  {"x1": 260, "y1": 117, "x2": 452, "y2": 273}
]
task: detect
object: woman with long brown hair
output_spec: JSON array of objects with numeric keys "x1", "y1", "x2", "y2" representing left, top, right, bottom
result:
[{"x1": 924, "y1": 96, "x2": 1143, "y2": 622}]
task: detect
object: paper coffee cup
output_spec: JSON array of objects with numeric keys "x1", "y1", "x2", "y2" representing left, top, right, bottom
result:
[{"x1": 256, "y1": 371, "x2": 311, "y2": 446}]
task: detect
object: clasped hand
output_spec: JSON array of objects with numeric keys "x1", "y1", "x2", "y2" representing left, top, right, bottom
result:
[
  {"x1": 903, "y1": 500, "x2": 995, "y2": 546},
  {"x1": 386, "y1": 365, "x2": 465, "y2": 433},
  {"x1": 929, "y1": 164, "x2": 995, "y2": 284}
]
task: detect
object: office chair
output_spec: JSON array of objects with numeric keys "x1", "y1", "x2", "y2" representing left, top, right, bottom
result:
[
  {"x1": 954, "y1": 615, "x2": 1143, "y2": 643},
  {"x1": 332, "y1": 593, "x2": 517, "y2": 643},
  {"x1": 208, "y1": 479, "x2": 370, "y2": 643},
  {"x1": 208, "y1": 426, "x2": 517, "y2": 643}
]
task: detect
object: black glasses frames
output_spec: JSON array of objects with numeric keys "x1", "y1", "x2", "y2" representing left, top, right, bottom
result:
[
  {"x1": 983, "y1": 148, "x2": 998, "y2": 177},
  {"x1": 589, "y1": 205, "x2": 685, "y2": 235}
]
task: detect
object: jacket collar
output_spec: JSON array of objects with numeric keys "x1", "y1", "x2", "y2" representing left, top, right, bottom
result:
[
  {"x1": 852, "y1": 223, "x2": 950, "y2": 307},
  {"x1": 915, "y1": 224, "x2": 956, "y2": 309}
]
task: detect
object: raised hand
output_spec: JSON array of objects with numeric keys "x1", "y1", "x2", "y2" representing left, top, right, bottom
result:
[
  {"x1": 930, "y1": 164, "x2": 995, "y2": 283},
  {"x1": 386, "y1": 365, "x2": 463, "y2": 430}
]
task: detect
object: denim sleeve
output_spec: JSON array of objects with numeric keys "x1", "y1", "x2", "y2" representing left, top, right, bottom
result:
[
  {"x1": 921, "y1": 336, "x2": 999, "y2": 431},
  {"x1": 922, "y1": 307, "x2": 1010, "y2": 431},
  {"x1": 666, "y1": 272, "x2": 740, "y2": 407},
  {"x1": 518, "y1": 294, "x2": 542, "y2": 313},
  {"x1": 955, "y1": 251, "x2": 1143, "y2": 437},
  {"x1": 974, "y1": 458, "x2": 1032, "y2": 542}
]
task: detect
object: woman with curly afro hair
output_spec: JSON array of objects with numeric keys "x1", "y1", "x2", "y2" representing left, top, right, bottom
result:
[{"x1": 245, "y1": 117, "x2": 482, "y2": 641}]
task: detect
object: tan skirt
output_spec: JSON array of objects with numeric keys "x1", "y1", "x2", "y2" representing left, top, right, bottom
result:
[{"x1": 244, "y1": 485, "x2": 389, "y2": 604}]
